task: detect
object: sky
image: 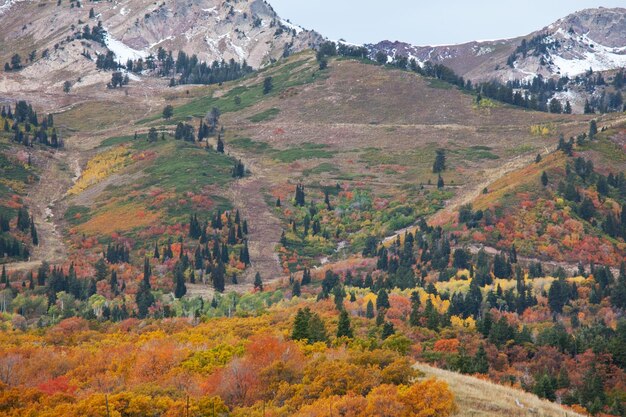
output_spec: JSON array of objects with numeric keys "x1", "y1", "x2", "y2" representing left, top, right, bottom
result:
[{"x1": 267, "y1": 1, "x2": 626, "y2": 46}]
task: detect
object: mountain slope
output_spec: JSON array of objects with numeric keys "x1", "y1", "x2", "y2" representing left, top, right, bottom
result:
[
  {"x1": 368, "y1": 7, "x2": 626, "y2": 82},
  {"x1": 0, "y1": 0, "x2": 322, "y2": 93}
]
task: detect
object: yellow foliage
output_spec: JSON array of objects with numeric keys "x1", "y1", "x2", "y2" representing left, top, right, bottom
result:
[
  {"x1": 530, "y1": 124, "x2": 553, "y2": 136},
  {"x1": 450, "y1": 315, "x2": 476, "y2": 330},
  {"x1": 68, "y1": 146, "x2": 131, "y2": 195}
]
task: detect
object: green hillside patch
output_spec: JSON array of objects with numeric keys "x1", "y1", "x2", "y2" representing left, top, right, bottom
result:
[
  {"x1": 303, "y1": 163, "x2": 340, "y2": 176},
  {"x1": 273, "y1": 143, "x2": 335, "y2": 163},
  {"x1": 456, "y1": 145, "x2": 500, "y2": 161},
  {"x1": 248, "y1": 108, "x2": 280, "y2": 123},
  {"x1": 142, "y1": 56, "x2": 324, "y2": 124}
]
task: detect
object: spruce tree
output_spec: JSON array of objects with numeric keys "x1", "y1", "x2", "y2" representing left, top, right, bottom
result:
[
  {"x1": 174, "y1": 262, "x2": 187, "y2": 298},
  {"x1": 292, "y1": 307, "x2": 311, "y2": 340},
  {"x1": 474, "y1": 344, "x2": 489, "y2": 374},
  {"x1": 254, "y1": 272, "x2": 263, "y2": 291},
  {"x1": 292, "y1": 279, "x2": 301, "y2": 297},
  {"x1": 366, "y1": 300, "x2": 375, "y2": 319},
  {"x1": 381, "y1": 321, "x2": 395, "y2": 340},
  {"x1": 30, "y1": 219, "x2": 38, "y2": 245},
  {"x1": 336, "y1": 309, "x2": 353, "y2": 338},
  {"x1": 432, "y1": 148, "x2": 446, "y2": 173}
]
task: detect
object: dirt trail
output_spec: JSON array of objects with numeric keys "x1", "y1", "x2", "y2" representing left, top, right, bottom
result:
[
  {"x1": 226, "y1": 175, "x2": 284, "y2": 282},
  {"x1": 5, "y1": 149, "x2": 75, "y2": 273}
]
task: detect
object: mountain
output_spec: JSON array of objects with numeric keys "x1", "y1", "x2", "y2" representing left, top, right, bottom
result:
[
  {"x1": 367, "y1": 7, "x2": 626, "y2": 82},
  {"x1": 0, "y1": 0, "x2": 322, "y2": 93}
]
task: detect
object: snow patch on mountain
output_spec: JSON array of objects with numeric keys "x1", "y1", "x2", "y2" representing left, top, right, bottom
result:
[{"x1": 104, "y1": 31, "x2": 148, "y2": 63}]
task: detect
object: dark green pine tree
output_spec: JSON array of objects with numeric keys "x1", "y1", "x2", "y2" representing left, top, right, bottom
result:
[
  {"x1": 213, "y1": 261, "x2": 225, "y2": 293},
  {"x1": 239, "y1": 242, "x2": 250, "y2": 266},
  {"x1": 135, "y1": 258, "x2": 155, "y2": 318},
  {"x1": 381, "y1": 321, "x2": 395, "y2": 340},
  {"x1": 30, "y1": 219, "x2": 38, "y2": 245},
  {"x1": 94, "y1": 257, "x2": 108, "y2": 281},
  {"x1": 153, "y1": 242, "x2": 160, "y2": 259},
  {"x1": 307, "y1": 313, "x2": 328, "y2": 344},
  {"x1": 474, "y1": 344, "x2": 489, "y2": 374},
  {"x1": 263, "y1": 76, "x2": 273, "y2": 94},
  {"x1": 17, "y1": 207, "x2": 30, "y2": 232},
  {"x1": 437, "y1": 175, "x2": 445, "y2": 189},
  {"x1": 216, "y1": 135, "x2": 224, "y2": 153},
  {"x1": 110, "y1": 270, "x2": 118, "y2": 295},
  {"x1": 173, "y1": 262, "x2": 187, "y2": 298},
  {"x1": 432, "y1": 148, "x2": 446, "y2": 173},
  {"x1": 336, "y1": 309, "x2": 353, "y2": 338},
  {"x1": 541, "y1": 171, "x2": 549, "y2": 187},
  {"x1": 301, "y1": 268, "x2": 311, "y2": 285},
  {"x1": 1, "y1": 265, "x2": 7, "y2": 286},
  {"x1": 254, "y1": 272, "x2": 263, "y2": 291},
  {"x1": 366, "y1": 299, "x2": 375, "y2": 319},
  {"x1": 292, "y1": 279, "x2": 301, "y2": 297},
  {"x1": 376, "y1": 288, "x2": 390, "y2": 310},
  {"x1": 294, "y1": 183, "x2": 306, "y2": 206},
  {"x1": 292, "y1": 307, "x2": 311, "y2": 341},
  {"x1": 409, "y1": 291, "x2": 421, "y2": 326}
]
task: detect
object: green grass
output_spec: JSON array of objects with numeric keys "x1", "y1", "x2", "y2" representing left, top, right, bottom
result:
[
  {"x1": 273, "y1": 143, "x2": 335, "y2": 163},
  {"x1": 582, "y1": 137, "x2": 626, "y2": 163},
  {"x1": 141, "y1": 141, "x2": 234, "y2": 193},
  {"x1": 427, "y1": 79, "x2": 455, "y2": 90},
  {"x1": 140, "y1": 56, "x2": 324, "y2": 124},
  {"x1": 230, "y1": 137, "x2": 272, "y2": 153},
  {"x1": 457, "y1": 145, "x2": 500, "y2": 161},
  {"x1": 230, "y1": 138, "x2": 335, "y2": 163},
  {"x1": 303, "y1": 163, "x2": 340, "y2": 176},
  {"x1": 248, "y1": 108, "x2": 280, "y2": 123},
  {"x1": 64, "y1": 205, "x2": 92, "y2": 226}
]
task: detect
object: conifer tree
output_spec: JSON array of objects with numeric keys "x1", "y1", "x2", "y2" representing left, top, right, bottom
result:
[
  {"x1": 254, "y1": 272, "x2": 263, "y2": 291},
  {"x1": 174, "y1": 262, "x2": 187, "y2": 298},
  {"x1": 336, "y1": 309, "x2": 353, "y2": 338},
  {"x1": 30, "y1": 219, "x2": 38, "y2": 245},
  {"x1": 366, "y1": 300, "x2": 375, "y2": 319},
  {"x1": 292, "y1": 279, "x2": 301, "y2": 297},
  {"x1": 292, "y1": 307, "x2": 311, "y2": 340},
  {"x1": 433, "y1": 148, "x2": 446, "y2": 173}
]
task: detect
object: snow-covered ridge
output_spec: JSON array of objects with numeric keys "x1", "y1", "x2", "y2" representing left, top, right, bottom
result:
[
  {"x1": 0, "y1": 0, "x2": 28, "y2": 15},
  {"x1": 280, "y1": 19, "x2": 303, "y2": 34}
]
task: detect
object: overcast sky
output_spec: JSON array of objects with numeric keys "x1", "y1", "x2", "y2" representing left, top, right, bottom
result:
[{"x1": 268, "y1": 1, "x2": 626, "y2": 46}]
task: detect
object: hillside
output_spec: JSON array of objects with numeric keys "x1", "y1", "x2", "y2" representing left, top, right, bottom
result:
[
  {"x1": 0, "y1": 0, "x2": 322, "y2": 94},
  {"x1": 416, "y1": 363, "x2": 585, "y2": 417},
  {"x1": 0, "y1": 3, "x2": 625, "y2": 417}
]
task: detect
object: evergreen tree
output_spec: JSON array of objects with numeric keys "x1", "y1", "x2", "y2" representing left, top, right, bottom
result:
[
  {"x1": 336, "y1": 309, "x2": 353, "y2": 338},
  {"x1": 1, "y1": 265, "x2": 7, "y2": 286},
  {"x1": 174, "y1": 262, "x2": 187, "y2": 298},
  {"x1": 376, "y1": 288, "x2": 390, "y2": 310},
  {"x1": 292, "y1": 279, "x2": 301, "y2": 297},
  {"x1": 437, "y1": 175, "x2": 444, "y2": 189},
  {"x1": 381, "y1": 321, "x2": 395, "y2": 339},
  {"x1": 263, "y1": 76, "x2": 273, "y2": 94},
  {"x1": 307, "y1": 313, "x2": 328, "y2": 343},
  {"x1": 301, "y1": 268, "x2": 311, "y2": 285},
  {"x1": 30, "y1": 219, "x2": 38, "y2": 245},
  {"x1": 162, "y1": 105, "x2": 174, "y2": 120},
  {"x1": 589, "y1": 119, "x2": 598, "y2": 140},
  {"x1": 366, "y1": 300, "x2": 375, "y2": 319},
  {"x1": 432, "y1": 148, "x2": 446, "y2": 173},
  {"x1": 292, "y1": 307, "x2": 311, "y2": 340},
  {"x1": 474, "y1": 344, "x2": 489, "y2": 374},
  {"x1": 135, "y1": 259, "x2": 155, "y2": 318},
  {"x1": 94, "y1": 257, "x2": 108, "y2": 281},
  {"x1": 216, "y1": 135, "x2": 224, "y2": 153},
  {"x1": 254, "y1": 272, "x2": 263, "y2": 291},
  {"x1": 541, "y1": 171, "x2": 549, "y2": 187}
]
